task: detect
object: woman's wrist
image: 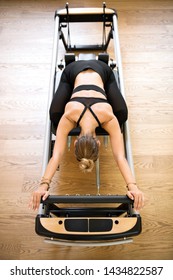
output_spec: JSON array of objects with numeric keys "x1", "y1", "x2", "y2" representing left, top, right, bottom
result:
[
  {"x1": 39, "y1": 177, "x2": 51, "y2": 191},
  {"x1": 126, "y1": 182, "x2": 138, "y2": 191},
  {"x1": 41, "y1": 177, "x2": 51, "y2": 184},
  {"x1": 39, "y1": 182, "x2": 50, "y2": 191}
]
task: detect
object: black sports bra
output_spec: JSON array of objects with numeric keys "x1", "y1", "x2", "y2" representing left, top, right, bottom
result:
[
  {"x1": 72, "y1": 84, "x2": 106, "y2": 96},
  {"x1": 68, "y1": 84, "x2": 108, "y2": 127},
  {"x1": 68, "y1": 97, "x2": 109, "y2": 127}
]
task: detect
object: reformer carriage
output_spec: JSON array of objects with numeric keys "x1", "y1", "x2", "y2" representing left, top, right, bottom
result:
[{"x1": 35, "y1": 3, "x2": 142, "y2": 246}]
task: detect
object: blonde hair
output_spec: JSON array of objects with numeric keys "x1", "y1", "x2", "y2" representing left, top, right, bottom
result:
[{"x1": 74, "y1": 134, "x2": 99, "y2": 172}]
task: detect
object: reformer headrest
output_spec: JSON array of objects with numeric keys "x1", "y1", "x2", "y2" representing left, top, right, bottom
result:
[
  {"x1": 64, "y1": 53, "x2": 109, "y2": 66},
  {"x1": 78, "y1": 53, "x2": 96, "y2": 60}
]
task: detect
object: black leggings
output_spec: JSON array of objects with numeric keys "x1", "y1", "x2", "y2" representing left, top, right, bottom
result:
[{"x1": 50, "y1": 60, "x2": 128, "y2": 129}]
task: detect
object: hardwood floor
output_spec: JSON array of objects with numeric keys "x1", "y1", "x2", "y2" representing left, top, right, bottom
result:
[{"x1": 0, "y1": 0, "x2": 173, "y2": 260}]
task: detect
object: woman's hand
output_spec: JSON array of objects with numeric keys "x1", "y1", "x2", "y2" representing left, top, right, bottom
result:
[
  {"x1": 126, "y1": 183, "x2": 145, "y2": 211},
  {"x1": 28, "y1": 184, "x2": 49, "y2": 211}
]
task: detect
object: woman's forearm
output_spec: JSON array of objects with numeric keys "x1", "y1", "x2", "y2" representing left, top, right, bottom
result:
[
  {"x1": 41, "y1": 156, "x2": 60, "y2": 186},
  {"x1": 116, "y1": 156, "x2": 145, "y2": 210},
  {"x1": 29, "y1": 155, "x2": 62, "y2": 210},
  {"x1": 116, "y1": 156, "x2": 136, "y2": 187}
]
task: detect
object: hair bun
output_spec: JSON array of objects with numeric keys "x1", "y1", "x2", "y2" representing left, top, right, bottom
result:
[{"x1": 79, "y1": 158, "x2": 94, "y2": 173}]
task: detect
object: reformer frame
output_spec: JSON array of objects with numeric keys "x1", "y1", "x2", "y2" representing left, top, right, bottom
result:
[{"x1": 35, "y1": 3, "x2": 142, "y2": 246}]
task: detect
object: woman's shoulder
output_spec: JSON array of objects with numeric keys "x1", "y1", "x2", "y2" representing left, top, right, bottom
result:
[
  {"x1": 101, "y1": 114, "x2": 120, "y2": 132},
  {"x1": 64, "y1": 101, "x2": 82, "y2": 124}
]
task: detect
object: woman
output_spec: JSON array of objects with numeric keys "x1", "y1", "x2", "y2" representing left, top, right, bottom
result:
[{"x1": 29, "y1": 60, "x2": 144, "y2": 211}]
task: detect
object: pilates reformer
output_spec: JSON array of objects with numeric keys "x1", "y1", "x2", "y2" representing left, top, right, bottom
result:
[{"x1": 35, "y1": 3, "x2": 142, "y2": 246}]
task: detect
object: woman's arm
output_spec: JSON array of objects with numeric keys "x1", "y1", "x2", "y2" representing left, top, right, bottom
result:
[
  {"x1": 103, "y1": 117, "x2": 145, "y2": 211},
  {"x1": 29, "y1": 115, "x2": 74, "y2": 210}
]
